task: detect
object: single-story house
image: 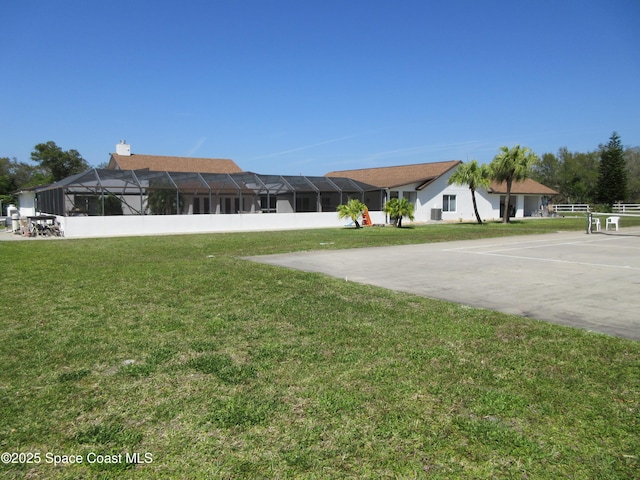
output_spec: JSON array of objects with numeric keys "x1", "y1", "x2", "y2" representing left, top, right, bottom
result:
[
  {"x1": 327, "y1": 161, "x2": 558, "y2": 222},
  {"x1": 16, "y1": 143, "x2": 558, "y2": 237}
]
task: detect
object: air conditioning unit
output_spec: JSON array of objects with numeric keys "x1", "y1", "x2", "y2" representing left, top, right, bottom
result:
[{"x1": 431, "y1": 208, "x2": 442, "y2": 220}]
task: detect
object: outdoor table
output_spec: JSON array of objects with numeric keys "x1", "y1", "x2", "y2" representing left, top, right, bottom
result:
[{"x1": 26, "y1": 215, "x2": 59, "y2": 236}]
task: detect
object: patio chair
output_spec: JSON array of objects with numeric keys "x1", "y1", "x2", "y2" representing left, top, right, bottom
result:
[{"x1": 606, "y1": 216, "x2": 620, "y2": 231}]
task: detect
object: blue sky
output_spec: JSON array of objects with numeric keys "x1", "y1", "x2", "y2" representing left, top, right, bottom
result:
[{"x1": 2, "y1": 0, "x2": 639, "y2": 176}]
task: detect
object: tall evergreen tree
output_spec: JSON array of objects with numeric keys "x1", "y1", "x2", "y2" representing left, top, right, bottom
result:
[{"x1": 596, "y1": 132, "x2": 627, "y2": 206}]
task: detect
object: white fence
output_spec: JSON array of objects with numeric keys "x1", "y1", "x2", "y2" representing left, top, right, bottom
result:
[
  {"x1": 57, "y1": 211, "x2": 387, "y2": 239},
  {"x1": 613, "y1": 203, "x2": 640, "y2": 213},
  {"x1": 553, "y1": 204, "x2": 591, "y2": 213},
  {"x1": 553, "y1": 203, "x2": 640, "y2": 214}
]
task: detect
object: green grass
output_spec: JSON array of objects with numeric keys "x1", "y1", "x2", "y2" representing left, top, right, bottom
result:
[{"x1": 1, "y1": 218, "x2": 638, "y2": 478}]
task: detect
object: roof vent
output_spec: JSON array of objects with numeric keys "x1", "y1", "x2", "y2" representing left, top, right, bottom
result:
[{"x1": 116, "y1": 141, "x2": 131, "y2": 156}]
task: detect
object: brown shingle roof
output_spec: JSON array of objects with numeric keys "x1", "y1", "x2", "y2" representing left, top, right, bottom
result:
[
  {"x1": 108, "y1": 153, "x2": 243, "y2": 174},
  {"x1": 489, "y1": 178, "x2": 558, "y2": 195},
  {"x1": 325, "y1": 160, "x2": 462, "y2": 189}
]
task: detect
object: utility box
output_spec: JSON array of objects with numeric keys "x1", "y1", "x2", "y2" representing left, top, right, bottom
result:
[
  {"x1": 431, "y1": 208, "x2": 442, "y2": 220},
  {"x1": 7, "y1": 205, "x2": 19, "y2": 231}
]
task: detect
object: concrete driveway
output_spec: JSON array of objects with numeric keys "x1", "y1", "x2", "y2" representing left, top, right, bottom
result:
[{"x1": 247, "y1": 228, "x2": 640, "y2": 340}]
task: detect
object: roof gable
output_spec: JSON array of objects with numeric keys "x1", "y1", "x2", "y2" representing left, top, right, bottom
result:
[
  {"x1": 325, "y1": 160, "x2": 462, "y2": 188},
  {"x1": 489, "y1": 178, "x2": 558, "y2": 195},
  {"x1": 326, "y1": 161, "x2": 558, "y2": 195},
  {"x1": 108, "y1": 153, "x2": 243, "y2": 174}
]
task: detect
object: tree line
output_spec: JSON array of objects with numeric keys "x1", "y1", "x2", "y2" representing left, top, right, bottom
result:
[
  {"x1": 448, "y1": 133, "x2": 634, "y2": 225},
  {"x1": 1, "y1": 141, "x2": 89, "y2": 208},
  {"x1": 530, "y1": 133, "x2": 638, "y2": 205}
]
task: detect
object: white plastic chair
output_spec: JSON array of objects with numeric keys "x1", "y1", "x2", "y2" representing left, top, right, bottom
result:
[
  {"x1": 591, "y1": 217, "x2": 601, "y2": 232},
  {"x1": 606, "y1": 216, "x2": 620, "y2": 231}
]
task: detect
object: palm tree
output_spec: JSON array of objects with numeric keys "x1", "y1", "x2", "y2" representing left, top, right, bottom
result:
[
  {"x1": 447, "y1": 160, "x2": 491, "y2": 224},
  {"x1": 489, "y1": 145, "x2": 539, "y2": 223},
  {"x1": 384, "y1": 197, "x2": 415, "y2": 227},
  {"x1": 337, "y1": 198, "x2": 367, "y2": 228}
]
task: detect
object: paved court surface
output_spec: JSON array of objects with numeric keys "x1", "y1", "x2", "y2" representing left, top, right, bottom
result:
[{"x1": 248, "y1": 228, "x2": 640, "y2": 340}]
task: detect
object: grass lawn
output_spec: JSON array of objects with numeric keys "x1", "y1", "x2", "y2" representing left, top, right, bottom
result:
[{"x1": 1, "y1": 218, "x2": 638, "y2": 478}]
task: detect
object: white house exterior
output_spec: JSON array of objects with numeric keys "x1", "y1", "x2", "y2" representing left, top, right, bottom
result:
[
  {"x1": 16, "y1": 149, "x2": 558, "y2": 238},
  {"x1": 327, "y1": 161, "x2": 558, "y2": 223},
  {"x1": 388, "y1": 174, "x2": 556, "y2": 222},
  {"x1": 397, "y1": 170, "x2": 497, "y2": 222}
]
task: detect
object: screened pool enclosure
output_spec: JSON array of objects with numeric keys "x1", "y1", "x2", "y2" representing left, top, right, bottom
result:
[{"x1": 35, "y1": 169, "x2": 385, "y2": 216}]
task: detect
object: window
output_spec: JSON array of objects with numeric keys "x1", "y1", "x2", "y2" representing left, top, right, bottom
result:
[
  {"x1": 296, "y1": 195, "x2": 314, "y2": 212},
  {"x1": 260, "y1": 196, "x2": 277, "y2": 213},
  {"x1": 443, "y1": 194, "x2": 456, "y2": 212},
  {"x1": 403, "y1": 191, "x2": 416, "y2": 205}
]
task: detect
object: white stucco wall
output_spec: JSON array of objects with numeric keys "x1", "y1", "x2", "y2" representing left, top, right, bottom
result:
[
  {"x1": 408, "y1": 170, "x2": 501, "y2": 222},
  {"x1": 57, "y1": 211, "x2": 387, "y2": 238}
]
